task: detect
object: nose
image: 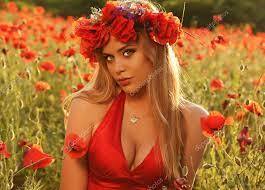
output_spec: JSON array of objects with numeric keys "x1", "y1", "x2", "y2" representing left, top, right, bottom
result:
[{"x1": 114, "y1": 58, "x2": 126, "y2": 75}]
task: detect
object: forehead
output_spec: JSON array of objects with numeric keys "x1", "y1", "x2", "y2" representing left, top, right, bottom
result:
[{"x1": 102, "y1": 35, "x2": 139, "y2": 54}]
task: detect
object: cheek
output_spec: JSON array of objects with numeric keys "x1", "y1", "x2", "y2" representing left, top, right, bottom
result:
[{"x1": 131, "y1": 55, "x2": 153, "y2": 81}]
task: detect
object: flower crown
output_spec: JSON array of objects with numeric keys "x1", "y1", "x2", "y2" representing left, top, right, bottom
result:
[{"x1": 73, "y1": 0, "x2": 183, "y2": 65}]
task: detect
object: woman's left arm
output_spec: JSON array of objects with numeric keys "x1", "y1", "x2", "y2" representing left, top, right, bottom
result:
[{"x1": 179, "y1": 103, "x2": 210, "y2": 189}]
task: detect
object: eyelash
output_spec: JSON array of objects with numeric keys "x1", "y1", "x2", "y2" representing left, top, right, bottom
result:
[{"x1": 104, "y1": 49, "x2": 135, "y2": 62}]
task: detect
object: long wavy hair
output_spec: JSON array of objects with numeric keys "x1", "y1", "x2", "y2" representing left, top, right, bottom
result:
[{"x1": 62, "y1": 0, "x2": 187, "y2": 185}]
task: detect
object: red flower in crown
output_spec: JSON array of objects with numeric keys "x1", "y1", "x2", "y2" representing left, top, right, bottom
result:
[
  {"x1": 74, "y1": 18, "x2": 110, "y2": 61},
  {"x1": 101, "y1": 2, "x2": 118, "y2": 23},
  {"x1": 73, "y1": 1, "x2": 183, "y2": 64},
  {"x1": 140, "y1": 12, "x2": 182, "y2": 45},
  {"x1": 110, "y1": 15, "x2": 137, "y2": 43}
]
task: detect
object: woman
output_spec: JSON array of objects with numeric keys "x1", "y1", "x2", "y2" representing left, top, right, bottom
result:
[{"x1": 60, "y1": 0, "x2": 209, "y2": 189}]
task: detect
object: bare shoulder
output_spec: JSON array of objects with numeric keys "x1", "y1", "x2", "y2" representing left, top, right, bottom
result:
[
  {"x1": 179, "y1": 98, "x2": 209, "y2": 140},
  {"x1": 180, "y1": 99, "x2": 209, "y2": 120},
  {"x1": 65, "y1": 91, "x2": 113, "y2": 135}
]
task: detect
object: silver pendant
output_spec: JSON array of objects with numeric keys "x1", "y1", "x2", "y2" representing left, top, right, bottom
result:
[{"x1": 130, "y1": 115, "x2": 139, "y2": 124}]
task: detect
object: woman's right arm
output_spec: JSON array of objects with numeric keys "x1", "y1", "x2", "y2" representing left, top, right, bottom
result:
[{"x1": 59, "y1": 98, "x2": 97, "y2": 190}]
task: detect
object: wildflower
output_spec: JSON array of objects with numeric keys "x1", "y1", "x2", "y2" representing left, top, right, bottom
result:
[
  {"x1": 243, "y1": 100, "x2": 263, "y2": 116},
  {"x1": 23, "y1": 144, "x2": 54, "y2": 170},
  {"x1": 63, "y1": 133, "x2": 89, "y2": 158},
  {"x1": 62, "y1": 47, "x2": 76, "y2": 57},
  {"x1": 200, "y1": 111, "x2": 232, "y2": 145},
  {"x1": 237, "y1": 126, "x2": 252, "y2": 153},
  {"x1": 34, "y1": 6, "x2": 45, "y2": 15},
  {"x1": 83, "y1": 73, "x2": 92, "y2": 82},
  {"x1": 20, "y1": 49, "x2": 37, "y2": 62},
  {"x1": 72, "y1": 83, "x2": 84, "y2": 93},
  {"x1": 35, "y1": 81, "x2": 51, "y2": 92},
  {"x1": 39, "y1": 61, "x2": 56, "y2": 73},
  {"x1": 210, "y1": 78, "x2": 224, "y2": 91},
  {"x1": 0, "y1": 141, "x2": 11, "y2": 159}
]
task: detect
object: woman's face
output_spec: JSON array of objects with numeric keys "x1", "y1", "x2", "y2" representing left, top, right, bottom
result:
[{"x1": 102, "y1": 33, "x2": 154, "y2": 94}]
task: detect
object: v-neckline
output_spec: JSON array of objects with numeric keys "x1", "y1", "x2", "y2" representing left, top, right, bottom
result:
[{"x1": 118, "y1": 90, "x2": 159, "y2": 174}]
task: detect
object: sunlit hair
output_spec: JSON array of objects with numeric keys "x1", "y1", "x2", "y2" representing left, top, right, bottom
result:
[{"x1": 62, "y1": 0, "x2": 186, "y2": 184}]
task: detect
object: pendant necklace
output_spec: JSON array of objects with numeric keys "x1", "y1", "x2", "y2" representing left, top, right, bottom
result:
[{"x1": 127, "y1": 104, "x2": 151, "y2": 125}]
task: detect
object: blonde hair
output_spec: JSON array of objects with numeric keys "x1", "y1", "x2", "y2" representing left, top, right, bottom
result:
[{"x1": 62, "y1": 0, "x2": 186, "y2": 184}]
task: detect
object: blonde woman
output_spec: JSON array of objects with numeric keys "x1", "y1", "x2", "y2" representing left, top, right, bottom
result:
[{"x1": 60, "y1": 0, "x2": 209, "y2": 189}]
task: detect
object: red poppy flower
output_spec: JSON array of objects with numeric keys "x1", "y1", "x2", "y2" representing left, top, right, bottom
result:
[
  {"x1": 6, "y1": 2, "x2": 18, "y2": 13},
  {"x1": 23, "y1": 144, "x2": 54, "y2": 170},
  {"x1": 35, "y1": 81, "x2": 51, "y2": 92},
  {"x1": 39, "y1": 61, "x2": 56, "y2": 73},
  {"x1": 34, "y1": 6, "x2": 45, "y2": 15},
  {"x1": 74, "y1": 17, "x2": 110, "y2": 63},
  {"x1": 0, "y1": 141, "x2": 11, "y2": 159},
  {"x1": 243, "y1": 100, "x2": 263, "y2": 116},
  {"x1": 20, "y1": 49, "x2": 37, "y2": 62},
  {"x1": 13, "y1": 40, "x2": 27, "y2": 49},
  {"x1": 101, "y1": 2, "x2": 118, "y2": 23},
  {"x1": 62, "y1": 47, "x2": 76, "y2": 57},
  {"x1": 63, "y1": 133, "x2": 89, "y2": 159},
  {"x1": 237, "y1": 126, "x2": 252, "y2": 153},
  {"x1": 200, "y1": 111, "x2": 232, "y2": 145},
  {"x1": 140, "y1": 12, "x2": 182, "y2": 45},
  {"x1": 72, "y1": 83, "x2": 84, "y2": 93},
  {"x1": 83, "y1": 73, "x2": 92, "y2": 82},
  {"x1": 210, "y1": 78, "x2": 224, "y2": 91},
  {"x1": 110, "y1": 15, "x2": 137, "y2": 43}
]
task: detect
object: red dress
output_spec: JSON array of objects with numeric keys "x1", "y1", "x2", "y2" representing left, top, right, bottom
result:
[{"x1": 87, "y1": 90, "x2": 170, "y2": 189}]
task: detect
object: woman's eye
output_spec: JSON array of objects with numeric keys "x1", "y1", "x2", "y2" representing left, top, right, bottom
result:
[
  {"x1": 123, "y1": 49, "x2": 135, "y2": 57},
  {"x1": 105, "y1": 56, "x2": 113, "y2": 62}
]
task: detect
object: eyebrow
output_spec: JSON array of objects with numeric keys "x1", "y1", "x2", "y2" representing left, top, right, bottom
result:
[{"x1": 102, "y1": 44, "x2": 136, "y2": 56}]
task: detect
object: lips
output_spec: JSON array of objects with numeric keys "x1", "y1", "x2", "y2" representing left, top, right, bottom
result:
[
  {"x1": 118, "y1": 77, "x2": 132, "y2": 86},
  {"x1": 118, "y1": 77, "x2": 132, "y2": 81}
]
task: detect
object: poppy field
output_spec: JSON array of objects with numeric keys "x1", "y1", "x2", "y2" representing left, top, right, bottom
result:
[{"x1": 0, "y1": 2, "x2": 264, "y2": 190}]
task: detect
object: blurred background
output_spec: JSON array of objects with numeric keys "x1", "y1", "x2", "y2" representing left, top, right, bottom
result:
[
  {"x1": 4, "y1": 0, "x2": 265, "y2": 32},
  {"x1": 0, "y1": 0, "x2": 264, "y2": 189}
]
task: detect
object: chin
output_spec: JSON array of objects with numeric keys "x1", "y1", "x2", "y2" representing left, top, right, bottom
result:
[{"x1": 120, "y1": 85, "x2": 136, "y2": 95}]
